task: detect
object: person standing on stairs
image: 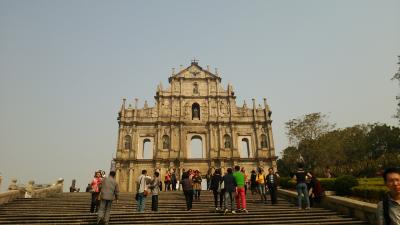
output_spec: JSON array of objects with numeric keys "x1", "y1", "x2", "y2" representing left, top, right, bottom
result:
[
  {"x1": 223, "y1": 167, "x2": 237, "y2": 214},
  {"x1": 256, "y1": 167, "x2": 267, "y2": 204},
  {"x1": 210, "y1": 168, "x2": 224, "y2": 211},
  {"x1": 90, "y1": 171, "x2": 103, "y2": 213},
  {"x1": 97, "y1": 171, "x2": 119, "y2": 225},
  {"x1": 233, "y1": 165, "x2": 248, "y2": 213},
  {"x1": 181, "y1": 171, "x2": 194, "y2": 211},
  {"x1": 149, "y1": 171, "x2": 161, "y2": 211},
  {"x1": 293, "y1": 163, "x2": 312, "y2": 210},
  {"x1": 136, "y1": 170, "x2": 151, "y2": 212}
]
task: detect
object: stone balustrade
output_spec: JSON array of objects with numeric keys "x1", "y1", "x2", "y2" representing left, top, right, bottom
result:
[
  {"x1": 278, "y1": 188, "x2": 378, "y2": 225},
  {"x1": 0, "y1": 178, "x2": 64, "y2": 205}
]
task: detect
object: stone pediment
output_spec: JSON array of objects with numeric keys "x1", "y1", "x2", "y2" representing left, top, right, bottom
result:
[{"x1": 169, "y1": 62, "x2": 220, "y2": 82}]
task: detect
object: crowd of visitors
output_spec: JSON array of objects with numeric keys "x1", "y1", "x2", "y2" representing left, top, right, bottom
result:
[{"x1": 86, "y1": 163, "x2": 399, "y2": 225}]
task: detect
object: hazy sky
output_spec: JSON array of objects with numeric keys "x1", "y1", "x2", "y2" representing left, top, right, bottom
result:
[{"x1": 1, "y1": 1, "x2": 399, "y2": 191}]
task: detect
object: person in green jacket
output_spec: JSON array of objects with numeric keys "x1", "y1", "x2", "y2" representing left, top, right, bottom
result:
[{"x1": 233, "y1": 165, "x2": 248, "y2": 213}]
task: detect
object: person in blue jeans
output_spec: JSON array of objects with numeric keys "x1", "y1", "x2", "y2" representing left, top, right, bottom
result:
[
  {"x1": 136, "y1": 170, "x2": 151, "y2": 212},
  {"x1": 293, "y1": 163, "x2": 312, "y2": 210}
]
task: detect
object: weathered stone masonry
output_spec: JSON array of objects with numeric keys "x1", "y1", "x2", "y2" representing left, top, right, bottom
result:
[{"x1": 114, "y1": 61, "x2": 277, "y2": 192}]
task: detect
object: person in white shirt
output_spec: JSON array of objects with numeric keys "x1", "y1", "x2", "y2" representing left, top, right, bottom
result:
[{"x1": 136, "y1": 170, "x2": 151, "y2": 212}]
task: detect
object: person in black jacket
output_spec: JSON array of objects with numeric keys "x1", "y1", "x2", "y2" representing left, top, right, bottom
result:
[
  {"x1": 223, "y1": 167, "x2": 237, "y2": 214},
  {"x1": 181, "y1": 172, "x2": 193, "y2": 211},
  {"x1": 292, "y1": 163, "x2": 312, "y2": 210},
  {"x1": 210, "y1": 168, "x2": 224, "y2": 211},
  {"x1": 250, "y1": 170, "x2": 257, "y2": 195},
  {"x1": 266, "y1": 167, "x2": 279, "y2": 205}
]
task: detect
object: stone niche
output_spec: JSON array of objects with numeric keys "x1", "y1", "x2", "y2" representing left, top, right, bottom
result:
[{"x1": 114, "y1": 61, "x2": 277, "y2": 192}]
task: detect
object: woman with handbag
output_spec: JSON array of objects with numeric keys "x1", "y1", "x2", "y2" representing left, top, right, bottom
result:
[{"x1": 136, "y1": 170, "x2": 151, "y2": 212}]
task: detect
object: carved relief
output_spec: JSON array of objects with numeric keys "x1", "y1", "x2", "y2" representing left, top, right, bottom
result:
[{"x1": 115, "y1": 62, "x2": 276, "y2": 192}]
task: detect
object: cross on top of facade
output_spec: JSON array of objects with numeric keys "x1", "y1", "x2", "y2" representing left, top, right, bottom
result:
[{"x1": 191, "y1": 58, "x2": 199, "y2": 65}]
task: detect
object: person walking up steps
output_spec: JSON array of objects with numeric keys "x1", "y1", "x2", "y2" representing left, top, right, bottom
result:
[
  {"x1": 90, "y1": 171, "x2": 103, "y2": 213},
  {"x1": 97, "y1": 171, "x2": 119, "y2": 225},
  {"x1": 223, "y1": 167, "x2": 236, "y2": 214},
  {"x1": 210, "y1": 168, "x2": 224, "y2": 211},
  {"x1": 293, "y1": 163, "x2": 312, "y2": 210},
  {"x1": 256, "y1": 167, "x2": 267, "y2": 204},
  {"x1": 233, "y1": 165, "x2": 248, "y2": 213},
  {"x1": 181, "y1": 171, "x2": 194, "y2": 211}
]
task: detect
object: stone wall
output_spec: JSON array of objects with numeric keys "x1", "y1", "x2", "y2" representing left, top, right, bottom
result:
[
  {"x1": 114, "y1": 61, "x2": 277, "y2": 192},
  {"x1": 0, "y1": 178, "x2": 64, "y2": 205},
  {"x1": 278, "y1": 189, "x2": 378, "y2": 225}
]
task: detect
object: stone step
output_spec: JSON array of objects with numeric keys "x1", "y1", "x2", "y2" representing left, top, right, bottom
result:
[{"x1": 0, "y1": 191, "x2": 370, "y2": 225}]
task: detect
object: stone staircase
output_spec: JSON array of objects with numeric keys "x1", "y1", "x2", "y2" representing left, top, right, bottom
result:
[{"x1": 0, "y1": 191, "x2": 370, "y2": 224}]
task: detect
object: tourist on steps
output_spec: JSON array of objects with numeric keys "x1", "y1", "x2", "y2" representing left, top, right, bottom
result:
[
  {"x1": 97, "y1": 171, "x2": 119, "y2": 225},
  {"x1": 171, "y1": 169, "x2": 177, "y2": 191},
  {"x1": 223, "y1": 167, "x2": 237, "y2": 214},
  {"x1": 233, "y1": 165, "x2": 248, "y2": 213},
  {"x1": 250, "y1": 170, "x2": 257, "y2": 195},
  {"x1": 136, "y1": 170, "x2": 151, "y2": 212},
  {"x1": 256, "y1": 167, "x2": 267, "y2": 204},
  {"x1": 90, "y1": 170, "x2": 103, "y2": 213},
  {"x1": 266, "y1": 167, "x2": 279, "y2": 205},
  {"x1": 181, "y1": 171, "x2": 194, "y2": 211},
  {"x1": 293, "y1": 163, "x2": 312, "y2": 210},
  {"x1": 149, "y1": 171, "x2": 161, "y2": 211},
  {"x1": 307, "y1": 172, "x2": 324, "y2": 207},
  {"x1": 210, "y1": 168, "x2": 224, "y2": 211},
  {"x1": 164, "y1": 171, "x2": 171, "y2": 191},
  {"x1": 192, "y1": 170, "x2": 202, "y2": 200}
]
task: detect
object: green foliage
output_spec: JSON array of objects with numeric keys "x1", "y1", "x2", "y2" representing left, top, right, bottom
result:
[
  {"x1": 279, "y1": 177, "x2": 296, "y2": 189},
  {"x1": 352, "y1": 185, "x2": 388, "y2": 201},
  {"x1": 357, "y1": 178, "x2": 384, "y2": 186},
  {"x1": 279, "y1": 119, "x2": 400, "y2": 177},
  {"x1": 285, "y1": 112, "x2": 335, "y2": 146},
  {"x1": 319, "y1": 178, "x2": 336, "y2": 191},
  {"x1": 334, "y1": 175, "x2": 358, "y2": 196}
]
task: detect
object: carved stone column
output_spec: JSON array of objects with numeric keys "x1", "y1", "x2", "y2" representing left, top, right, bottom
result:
[
  {"x1": 128, "y1": 163, "x2": 134, "y2": 192},
  {"x1": 115, "y1": 163, "x2": 121, "y2": 184}
]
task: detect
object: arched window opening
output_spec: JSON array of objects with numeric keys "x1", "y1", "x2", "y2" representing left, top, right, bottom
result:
[
  {"x1": 193, "y1": 82, "x2": 199, "y2": 94},
  {"x1": 241, "y1": 138, "x2": 250, "y2": 158},
  {"x1": 162, "y1": 135, "x2": 170, "y2": 149},
  {"x1": 190, "y1": 136, "x2": 203, "y2": 158},
  {"x1": 192, "y1": 103, "x2": 200, "y2": 120},
  {"x1": 260, "y1": 134, "x2": 268, "y2": 148},
  {"x1": 143, "y1": 139, "x2": 153, "y2": 159},
  {"x1": 224, "y1": 134, "x2": 231, "y2": 149},
  {"x1": 124, "y1": 135, "x2": 132, "y2": 150}
]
